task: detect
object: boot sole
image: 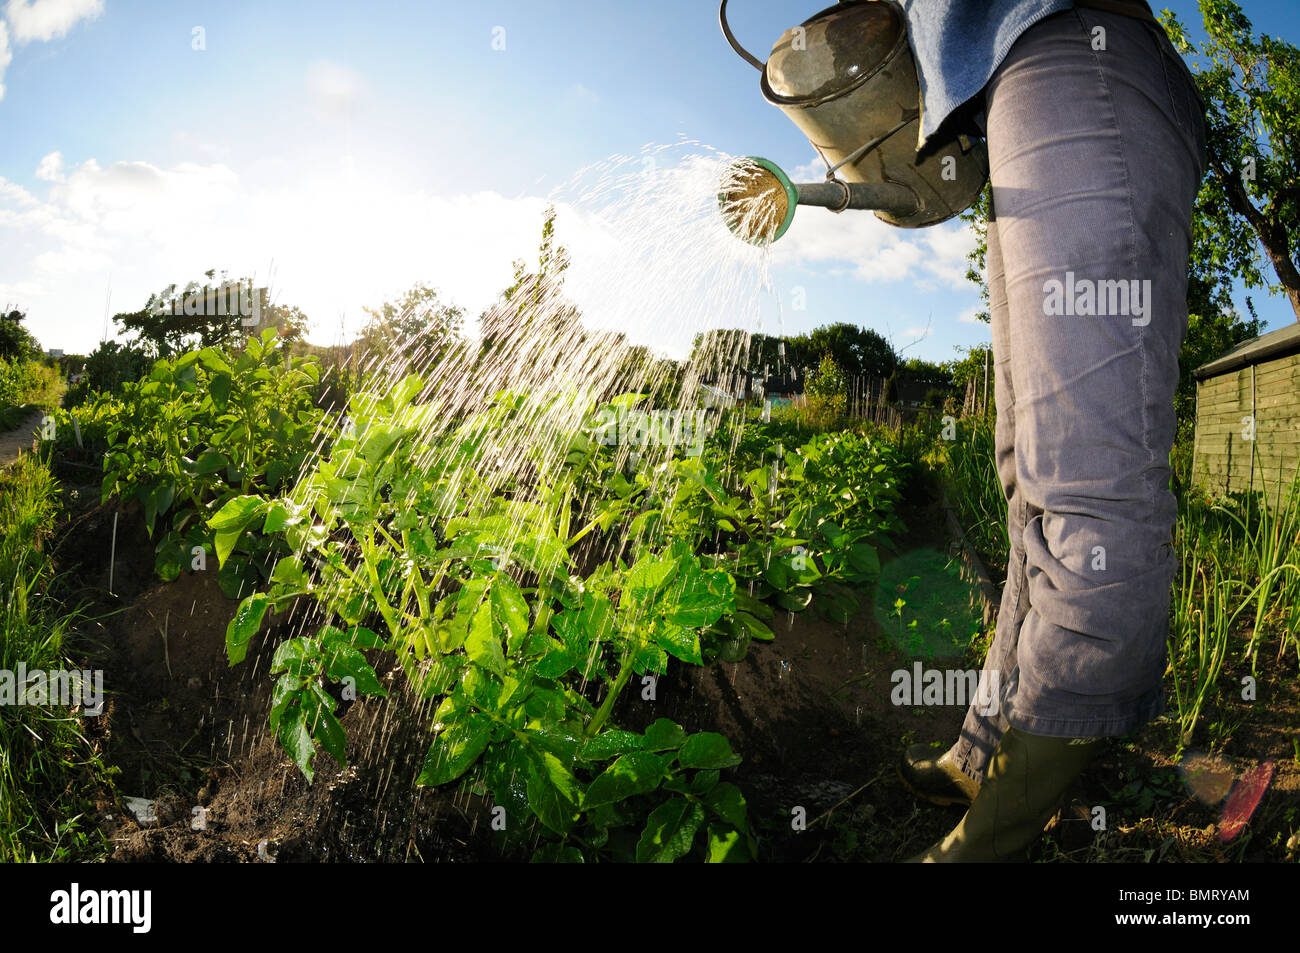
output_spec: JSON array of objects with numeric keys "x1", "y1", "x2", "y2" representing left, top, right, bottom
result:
[{"x1": 896, "y1": 764, "x2": 976, "y2": 808}]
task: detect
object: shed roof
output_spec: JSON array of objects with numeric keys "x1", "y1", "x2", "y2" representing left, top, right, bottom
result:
[{"x1": 1194, "y1": 322, "x2": 1300, "y2": 380}]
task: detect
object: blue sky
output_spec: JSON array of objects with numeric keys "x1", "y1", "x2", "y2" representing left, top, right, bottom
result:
[{"x1": 0, "y1": 0, "x2": 1295, "y2": 362}]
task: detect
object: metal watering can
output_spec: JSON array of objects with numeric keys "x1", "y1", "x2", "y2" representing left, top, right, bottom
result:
[{"x1": 717, "y1": 0, "x2": 988, "y2": 244}]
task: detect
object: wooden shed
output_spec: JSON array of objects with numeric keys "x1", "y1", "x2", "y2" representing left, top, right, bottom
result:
[{"x1": 1192, "y1": 323, "x2": 1300, "y2": 498}]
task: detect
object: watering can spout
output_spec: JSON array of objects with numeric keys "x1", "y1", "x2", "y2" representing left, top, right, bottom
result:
[
  {"x1": 718, "y1": 0, "x2": 989, "y2": 239},
  {"x1": 718, "y1": 157, "x2": 919, "y2": 245}
]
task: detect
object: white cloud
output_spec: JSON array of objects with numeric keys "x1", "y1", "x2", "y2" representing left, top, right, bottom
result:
[
  {"x1": 0, "y1": 177, "x2": 39, "y2": 209},
  {"x1": 773, "y1": 205, "x2": 977, "y2": 290},
  {"x1": 0, "y1": 146, "x2": 783, "y2": 357},
  {"x1": 0, "y1": 153, "x2": 598, "y2": 350},
  {"x1": 566, "y1": 83, "x2": 600, "y2": 107},
  {"x1": 5, "y1": 0, "x2": 103, "y2": 44},
  {"x1": 957, "y1": 305, "x2": 985, "y2": 324},
  {"x1": 305, "y1": 60, "x2": 364, "y2": 120},
  {"x1": 0, "y1": 22, "x2": 11, "y2": 100},
  {"x1": 789, "y1": 153, "x2": 826, "y2": 183},
  {"x1": 922, "y1": 223, "x2": 977, "y2": 285},
  {"x1": 35, "y1": 150, "x2": 64, "y2": 181},
  {"x1": 0, "y1": 279, "x2": 43, "y2": 299},
  {"x1": 49, "y1": 158, "x2": 240, "y2": 241}
]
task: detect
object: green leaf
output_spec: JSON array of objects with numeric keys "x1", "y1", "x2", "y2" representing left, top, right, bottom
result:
[
  {"x1": 270, "y1": 637, "x2": 315, "y2": 676},
  {"x1": 417, "y1": 713, "x2": 493, "y2": 786},
  {"x1": 522, "y1": 688, "x2": 568, "y2": 722},
  {"x1": 323, "y1": 644, "x2": 387, "y2": 697},
  {"x1": 209, "y1": 494, "x2": 267, "y2": 531},
  {"x1": 209, "y1": 371, "x2": 232, "y2": 410},
  {"x1": 530, "y1": 844, "x2": 584, "y2": 863},
  {"x1": 277, "y1": 705, "x2": 316, "y2": 783},
  {"x1": 849, "y1": 542, "x2": 880, "y2": 577},
  {"x1": 484, "y1": 738, "x2": 531, "y2": 825},
  {"x1": 270, "y1": 555, "x2": 307, "y2": 588},
  {"x1": 676, "y1": 732, "x2": 741, "y2": 770},
  {"x1": 737, "y1": 611, "x2": 775, "y2": 641},
  {"x1": 358, "y1": 423, "x2": 406, "y2": 466},
  {"x1": 691, "y1": 769, "x2": 721, "y2": 795},
  {"x1": 226, "y1": 593, "x2": 270, "y2": 665},
  {"x1": 465, "y1": 600, "x2": 506, "y2": 676},
  {"x1": 643, "y1": 718, "x2": 687, "y2": 752},
  {"x1": 525, "y1": 749, "x2": 580, "y2": 834},
  {"x1": 653, "y1": 622, "x2": 702, "y2": 665},
  {"x1": 320, "y1": 625, "x2": 384, "y2": 650},
  {"x1": 172, "y1": 350, "x2": 201, "y2": 374},
  {"x1": 583, "y1": 751, "x2": 667, "y2": 809},
  {"x1": 536, "y1": 641, "x2": 577, "y2": 678},
  {"x1": 217, "y1": 556, "x2": 260, "y2": 600},
  {"x1": 664, "y1": 559, "x2": 734, "y2": 628},
  {"x1": 490, "y1": 574, "x2": 530, "y2": 653},
  {"x1": 191, "y1": 450, "x2": 230, "y2": 475},
  {"x1": 262, "y1": 499, "x2": 303, "y2": 534},
  {"x1": 631, "y1": 642, "x2": 668, "y2": 674},
  {"x1": 636, "y1": 797, "x2": 706, "y2": 862},
  {"x1": 705, "y1": 823, "x2": 752, "y2": 862},
  {"x1": 154, "y1": 543, "x2": 183, "y2": 582},
  {"x1": 153, "y1": 482, "x2": 176, "y2": 519},
  {"x1": 269, "y1": 673, "x2": 298, "y2": 731},
  {"x1": 762, "y1": 558, "x2": 791, "y2": 592},
  {"x1": 208, "y1": 495, "x2": 268, "y2": 567},
  {"x1": 526, "y1": 724, "x2": 583, "y2": 765},
  {"x1": 703, "y1": 781, "x2": 749, "y2": 829},
  {"x1": 580, "y1": 730, "x2": 646, "y2": 762},
  {"x1": 775, "y1": 589, "x2": 813, "y2": 612},
  {"x1": 625, "y1": 553, "x2": 676, "y2": 597},
  {"x1": 265, "y1": 459, "x2": 290, "y2": 489},
  {"x1": 735, "y1": 588, "x2": 774, "y2": 620},
  {"x1": 310, "y1": 700, "x2": 347, "y2": 766}
]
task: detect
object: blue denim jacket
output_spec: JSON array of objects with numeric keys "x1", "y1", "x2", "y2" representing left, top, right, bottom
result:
[{"x1": 900, "y1": 0, "x2": 1075, "y2": 147}]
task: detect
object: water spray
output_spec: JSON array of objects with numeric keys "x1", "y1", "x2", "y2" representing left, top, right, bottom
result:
[{"x1": 716, "y1": 0, "x2": 989, "y2": 244}]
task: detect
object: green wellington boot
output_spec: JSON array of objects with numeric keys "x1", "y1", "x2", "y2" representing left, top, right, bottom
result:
[
  {"x1": 906, "y1": 727, "x2": 1100, "y2": 862},
  {"x1": 898, "y1": 744, "x2": 982, "y2": 808}
]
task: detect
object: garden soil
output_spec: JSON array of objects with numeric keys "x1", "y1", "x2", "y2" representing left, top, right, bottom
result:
[{"x1": 51, "y1": 489, "x2": 1300, "y2": 863}]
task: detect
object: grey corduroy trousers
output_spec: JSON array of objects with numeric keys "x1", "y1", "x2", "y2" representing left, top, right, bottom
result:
[{"x1": 952, "y1": 7, "x2": 1207, "y2": 782}]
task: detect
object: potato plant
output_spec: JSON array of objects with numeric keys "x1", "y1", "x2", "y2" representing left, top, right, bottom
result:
[
  {"x1": 194, "y1": 365, "x2": 906, "y2": 861},
  {"x1": 94, "y1": 330, "x2": 325, "y2": 596}
]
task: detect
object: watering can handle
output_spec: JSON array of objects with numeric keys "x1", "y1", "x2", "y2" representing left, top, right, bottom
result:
[
  {"x1": 718, "y1": 0, "x2": 766, "y2": 72},
  {"x1": 720, "y1": 0, "x2": 861, "y2": 73}
]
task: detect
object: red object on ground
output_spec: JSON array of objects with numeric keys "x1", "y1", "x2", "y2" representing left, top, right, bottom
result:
[{"x1": 1217, "y1": 759, "x2": 1275, "y2": 844}]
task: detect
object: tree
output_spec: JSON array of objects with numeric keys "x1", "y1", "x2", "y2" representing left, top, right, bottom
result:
[
  {"x1": 944, "y1": 344, "x2": 994, "y2": 414},
  {"x1": 1175, "y1": 303, "x2": 1264, "y2": 429},
  {"x1": 790, "y1": 323, "x2": 898, "y2": 380},
  {"x1": 114, "y1": 269, "x2": 305, "y2": 357},
  {"x1": 891, "y1": 357, "x2": 954, "y2": 407},
  {"x1": 805, "y1": 353, "x2": 847, "y2": 402},
  {"x1": 962, "y1": 2, "x2": 1299, "y2": 322},
  {"x1": 261, "y1": 302, "x2": 311, "y2": 344},
  {"x1": 686, "y1": 323, "x2": 898, "y2": 404},
  {"x1": 1162, "y1": 0, "x2": 1300, "y2": 321},
  {"x1": 0, "y1": 308, "x2": 40, "y2": 362},
  {"x1": 687, "y1": 329, "x2": 780, "y2": 396},
  {"x1": 803, "y1": 353, "x2": 848, "y2": 427},
  {"x1": 358, "y1": 283, "x2": 464, "y2": 367},
  {"x1": 479, "y1": 205, "x2": 579, "y2": 364},
  {"x1": 61, "y1": 340, "x2": 152, "y2": 408},
  {"x1": 959, "y1": 185, "x2": 992, "y2": 324}
]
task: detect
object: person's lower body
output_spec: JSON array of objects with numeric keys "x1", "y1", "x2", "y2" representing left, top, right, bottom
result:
[{"x1": 908, "y1": 8, "x2": 1206, "y2": 859}]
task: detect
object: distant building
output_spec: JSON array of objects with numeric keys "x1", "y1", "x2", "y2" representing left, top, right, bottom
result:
[
  {"x1": 1192, "y1": 322, "x2": 1300, "y2": 498},
  {"x1": 47, "y1": 348, "x2": 64, "y2": 358},
  {"x1": 760, "y1": 370, "x2": 803, "y2": 407},
  {"x1": 698, "y1": 382, "x2": 743, "y2": 409}
]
